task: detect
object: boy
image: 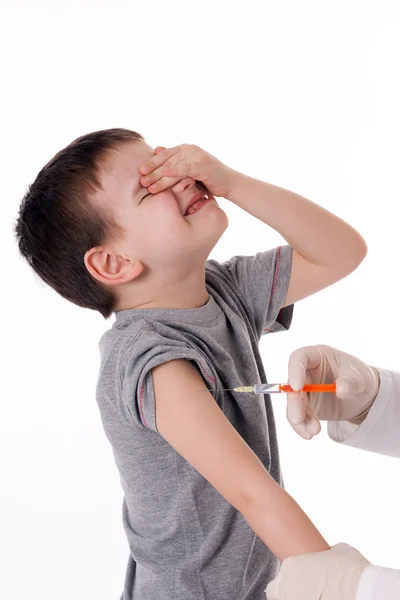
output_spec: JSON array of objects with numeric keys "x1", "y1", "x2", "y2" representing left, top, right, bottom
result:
[{"x1": 15, "y1": 129, "x2": 367, "y2": 599}]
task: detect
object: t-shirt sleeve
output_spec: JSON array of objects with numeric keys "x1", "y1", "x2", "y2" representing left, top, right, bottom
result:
[
  {"x1": 216, "y1": 245, "x2": 294, "y2": 339},
  {"x1": 120, "y1": 328, "x2": 218, "y2": 432}
]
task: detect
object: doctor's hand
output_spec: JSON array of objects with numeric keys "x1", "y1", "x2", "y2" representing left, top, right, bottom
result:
[
  {"x1": 266, "y1": 543, "x2": 370, "y2": 600},
  {"x1": 286, "y1": 345, "x2": 380, "y2": 439}
]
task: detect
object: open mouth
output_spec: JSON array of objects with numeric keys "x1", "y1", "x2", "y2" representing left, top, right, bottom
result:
[{"x1": 184, "y1": 193, "x2": 212, "y2": 216}]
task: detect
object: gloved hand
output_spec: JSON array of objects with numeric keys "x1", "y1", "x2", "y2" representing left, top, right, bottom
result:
[
  {"x1": 266, "y1": 543, "x2": 370, "y2": 600},
  {"x1": 286, "y1": 345, "x2": 380, "y2": 439}
]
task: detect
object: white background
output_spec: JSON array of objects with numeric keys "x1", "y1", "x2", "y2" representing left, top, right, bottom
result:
[{"x1": 1, "y1": 1, "x2": 400, "y2": 598}]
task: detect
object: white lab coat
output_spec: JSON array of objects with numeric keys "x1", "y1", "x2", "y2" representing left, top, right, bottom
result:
[{"x1": 328, "y1": 368, "x2": 400, "y2": 600}]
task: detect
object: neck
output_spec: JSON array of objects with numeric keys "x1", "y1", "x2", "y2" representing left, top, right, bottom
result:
[{"x1": 116, "y1": 266, "x2": 209, "y2": 311}]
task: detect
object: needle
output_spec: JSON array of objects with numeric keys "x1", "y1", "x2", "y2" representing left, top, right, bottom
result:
[{"x1": 200, "y1": 383, "x2": 336, "y2": 394}]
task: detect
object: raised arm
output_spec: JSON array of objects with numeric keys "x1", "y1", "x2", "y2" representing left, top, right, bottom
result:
[
  {"x1": 139, "y1": 144, "x2": 367, "y2": 309},
  {"x1": 152, "y1": 358, "x2": 329, "y2": 561},
  {"x1": 226, "y1": 174, "x2": 367, "y2": 307}
]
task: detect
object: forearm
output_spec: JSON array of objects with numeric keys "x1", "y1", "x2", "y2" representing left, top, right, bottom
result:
[
  {"x1": 227, "y1": 172, "x2": 367, "y2": 272},
  {"x1": 240, "y1": 478, "x2": 329, "y2": 561}
]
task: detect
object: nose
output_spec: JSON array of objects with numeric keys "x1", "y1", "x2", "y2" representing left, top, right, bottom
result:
[{"x1": 171, "y1": 177, "x2": 196, "y2": 194}]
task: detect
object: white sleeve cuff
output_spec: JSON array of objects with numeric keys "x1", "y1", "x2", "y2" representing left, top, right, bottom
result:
[
  {"x1": 357, "y1": 564, "x2": 400, "y2": 600},
  {"x1": 328, "y1": 368, "x2": 400, "y2": 458},
  {"x1": 327, "y1": 419, "x2": 358, "y2": 444}
]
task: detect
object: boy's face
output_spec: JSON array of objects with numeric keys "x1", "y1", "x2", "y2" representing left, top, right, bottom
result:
[{"x1": 97, "y1": 141, "x2": 228, "y2": 275}]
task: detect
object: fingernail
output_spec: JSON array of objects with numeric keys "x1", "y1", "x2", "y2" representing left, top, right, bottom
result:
[
  {"x1": 140, "y1": 165, "x2": 150, "y2": 175},
  {"x1": 141, "y1": 177, "x2": 149, "y2": 186}
]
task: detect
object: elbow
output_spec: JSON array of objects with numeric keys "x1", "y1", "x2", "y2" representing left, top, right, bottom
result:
[
  {"x1": 324, "y1": 233, "x2": 367, "y2": 287},
  {"x1": 335, "y1": 231, "x2": 368, "y2": 278},
  {"x1": 347, "y1": 233, "x2": 368, "y2": 274}
]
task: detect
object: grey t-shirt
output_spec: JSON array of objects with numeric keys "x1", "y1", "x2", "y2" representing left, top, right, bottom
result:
[{"x1": 97, "y1": 245, "x2": 293, "y2": 600}]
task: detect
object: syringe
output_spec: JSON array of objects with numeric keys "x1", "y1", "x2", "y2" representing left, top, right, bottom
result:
[{"x1": 202, "y1": 383, "x2": 336, "y2": 394}]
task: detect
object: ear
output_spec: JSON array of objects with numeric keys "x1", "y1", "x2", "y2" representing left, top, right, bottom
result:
[{"x1": 84, "y1": 246, "x2": 144, "y2": 286}]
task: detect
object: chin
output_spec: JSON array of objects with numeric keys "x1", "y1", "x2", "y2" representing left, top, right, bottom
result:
[{"x1": 203, "y1": 209, "x2": 229, "y2": 251}]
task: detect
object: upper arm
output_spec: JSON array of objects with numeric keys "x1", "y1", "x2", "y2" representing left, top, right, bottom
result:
[
  {"x1": 152, "y1": 358, "x2": 330, "y2": 560},
  {"x1": 152, "y1": 359, "x2": 274, "y2": 511},
  {"x1": 282, "y1": 250, "x2": 341, "y2": 307},
  {"x1": 213, "y1": 246, "x2": 294, "y2": 338}
]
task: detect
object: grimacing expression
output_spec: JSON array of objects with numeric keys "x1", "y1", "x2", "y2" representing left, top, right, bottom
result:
[{"x1": 96, "y1": 141, "x2": 229, "y2": 272}]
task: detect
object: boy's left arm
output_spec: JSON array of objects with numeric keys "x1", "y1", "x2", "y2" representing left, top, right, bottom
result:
[{"x1": 226, "y1": 172, "x2": 367, "y2": 306}]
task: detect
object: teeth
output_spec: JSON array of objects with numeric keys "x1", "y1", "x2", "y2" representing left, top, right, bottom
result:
[{"x1": 186, "y1": 194, "x2": 209, "y2": 215}]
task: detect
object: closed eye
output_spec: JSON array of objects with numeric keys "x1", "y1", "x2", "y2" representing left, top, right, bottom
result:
[{"x1": 139, "y1": 192, "x2": 151, "y2": 203}]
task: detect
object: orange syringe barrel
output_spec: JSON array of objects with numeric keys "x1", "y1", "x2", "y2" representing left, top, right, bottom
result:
[{"x1": 280, "y1": 383, "x2": 337, "y2": 394}]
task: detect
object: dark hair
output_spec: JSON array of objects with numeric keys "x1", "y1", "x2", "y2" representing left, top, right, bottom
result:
[{"x1": 14, "y1": 128, "x2": 144, "y2": 318}]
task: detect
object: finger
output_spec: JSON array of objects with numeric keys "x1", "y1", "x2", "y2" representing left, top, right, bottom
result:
[
  {"x1": 286, "y1": 392, "x2": 306, "y2": 427},
  {"x1": 335, "y1": 375, "x2": 359, "y2": 400},
  {"x1": 154, "y1": 146, "x2": 166, "y2": 154},
  {"x1": 265, "y1": 580, "x2": 277, "y2": 599},
  {"x1": 287, "y1": 392, "x2": 321, "y2": 439},
  {"x1": 159, "y1": 157, "x2": 192, "y2": 179},
  {"x1": 147, "y1": 176, "x2": 182, "y2": 194},
  {"x1": 139, "y1": 145, "x2": 180, "y2": 175},
  {"x1": 140, "y1": 164, "x2": 190, "y2": 194},
  {"x1": 304, "y1": 404, "x2": 322, "y2": 437},
  {"x1": 140, "y1": 156, "x2": 187, "y2": 189},
  {"x1": 288, "y1": 346, "x2": 323, "y2": 391},
  {"x1": 286, "y1": 392, "x2": 313, "y2": 439}
]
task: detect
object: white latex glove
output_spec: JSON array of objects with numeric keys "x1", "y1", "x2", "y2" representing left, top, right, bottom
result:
[
  {"x1": 266, "y1": 543, "x2": 370, "y2": 600},
  {"x1": 287, "y1": 345, "x2": 380, "y2": 439}
]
